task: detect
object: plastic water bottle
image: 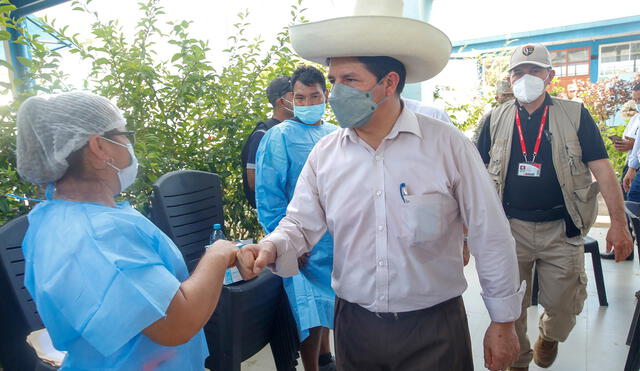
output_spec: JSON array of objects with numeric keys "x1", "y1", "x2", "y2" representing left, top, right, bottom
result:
[
  {"x1": 207, "y1": 224, "x2": 242, "y2": 285},
  {"x1": 209, "y1": 224, "x2": 225, "y2": 245}
]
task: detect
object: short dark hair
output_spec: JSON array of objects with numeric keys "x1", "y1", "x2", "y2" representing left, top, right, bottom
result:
[
  {"x1": 633, "y1": 83, "x2": 640, "y2": 91},
  {"x1": 266, "y1": 76, "x2": 292, "y2": 107},
  {"x1": 356, "y1": 56, "x2": 407, "y2": 94},
  {"x1": 291, "y1": 65, "x2": 326, "y2": 92}
]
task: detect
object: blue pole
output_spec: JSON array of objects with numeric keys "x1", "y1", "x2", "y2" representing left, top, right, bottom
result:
[{"x1": 7, "y1": 19, "x2": 31, "y2": 92}]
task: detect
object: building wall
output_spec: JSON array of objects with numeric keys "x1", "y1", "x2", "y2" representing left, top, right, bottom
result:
[{"x1": 546, "y1": 34, "x2": 639, "y2": 82}]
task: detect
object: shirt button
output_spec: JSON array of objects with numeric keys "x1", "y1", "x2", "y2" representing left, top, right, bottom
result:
[
  {"x1": 379, "y1": 295, "x2": 385, "y2": 300},
  {"x1": 376, "y1": 190, "x2": 382, "y2": 197},
  {"x1": 377, "y1": 225, "x2": 384, "y2": 231},
  {"x1": 375, "y1": 155, "x2": 382, "y2": 161},
  {"x1": 378, "y1": 260, "x2": 384, "y2": 266}
]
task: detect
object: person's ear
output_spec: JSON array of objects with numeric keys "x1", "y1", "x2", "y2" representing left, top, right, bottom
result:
[
  {"x1": 384, "y1": 72, "x2": 400, "y2": 97},
  {"x1": 86, "y1": 135, "x2": 111, "y2": 167}
]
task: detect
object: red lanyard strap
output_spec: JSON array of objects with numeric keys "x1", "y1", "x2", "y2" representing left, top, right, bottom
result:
[{"x1": 515, "y1": 105, "x2": 549, "y2": 163}]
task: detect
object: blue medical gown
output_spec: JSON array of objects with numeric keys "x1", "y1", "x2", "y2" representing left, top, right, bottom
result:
[
  {"x1": 255, "y1": 119, "x2": 337, "y2": 342},
  {"x1": 22, "y1": 200, "x2": 208, "y2": 370}
]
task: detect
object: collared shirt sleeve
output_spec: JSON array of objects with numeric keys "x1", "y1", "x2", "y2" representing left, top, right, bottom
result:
[
  {"x1": 577, "y1": 106, "x2": 608, "y2": 163},
  {"x1": 260, "y1": 146, "x2": 329, "y2": 277},
  {"x1": 628, "y1": 116, "x2": 640, "y2": 169},
  {"x1": 453, "y1": 133, "x2": 525, "y2": 322},
  {"x1": 629, "y1": 132, "x2": 640, "y2": 169}
]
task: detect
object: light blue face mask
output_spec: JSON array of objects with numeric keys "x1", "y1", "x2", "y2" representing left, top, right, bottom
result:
[
  {"x1": 636, "y1": 103, "x2": 640, "y2": 113},
  {"x1": 102, "y1": 137, "x2": 139, "y2": 194},
  {"x1": 294, "y1": 102, "x2": 326, "y2": 125}
]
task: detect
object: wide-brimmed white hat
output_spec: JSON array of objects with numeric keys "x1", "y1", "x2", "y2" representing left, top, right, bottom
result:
[{"x1": 289, "y1": 0, "x2": 451, "y2": 83}]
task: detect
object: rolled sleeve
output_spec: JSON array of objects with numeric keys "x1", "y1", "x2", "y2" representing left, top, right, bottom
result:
[
  {"x1": 481, "y1": 281, "x2": 526, "y2": 322},
  {"x1": 629, "y1": 135, "x2": 640, "y2": 169},
  {"x1": 261, "y1": 230, "x2": 301, "y2": 277}
]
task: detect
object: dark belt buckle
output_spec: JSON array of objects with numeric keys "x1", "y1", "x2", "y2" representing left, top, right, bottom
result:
[{"x1": 374, "y1": 312, "x2": 400, "y2": 320}]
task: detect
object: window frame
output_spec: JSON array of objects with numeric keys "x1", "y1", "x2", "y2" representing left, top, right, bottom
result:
[
  {"x1": 549, "y1": 46, "x2": 591, "y2": 78},
  {"x1": 598, "y1": 40, "x2": 640, "y2": 79}
]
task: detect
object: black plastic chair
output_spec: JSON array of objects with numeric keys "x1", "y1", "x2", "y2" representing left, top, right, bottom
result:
[
  {"x1": 625, "y1": 290, "x2": 640, "y2": 371},
  {"x1": 0, "y1": 215, "x2": 57, "y2": 371},
  {"x1": 150, "y1": 170, "x2": 225, "y2": 272},
  {"x1": 625, "y1": 201, "x2": 640, "y2": 265},
  {"x1": 150, "y1": 170, "x2": 298, "y2": 371},
  {"x1": 531, "y1": 236, "x2": 608, "y2": 306}
]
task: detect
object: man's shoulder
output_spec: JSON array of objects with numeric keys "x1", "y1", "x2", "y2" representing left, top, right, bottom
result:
[
  {"x1": 253, "y1": 117, "x2": 279, "y2": 132},
  {"x1": 414, "y1": 111, "x2": 460, "y2": 136},
  {"x1": 551, "y1": 96, "x2": 582, "y2": 109}
]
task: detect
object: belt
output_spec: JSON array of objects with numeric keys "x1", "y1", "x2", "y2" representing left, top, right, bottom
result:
[
  {"x1": 504, "y1": 204, "x2": 565, "y2": 222},
  {"x1": 372, "y1": 296, "x2": 461, "y2": 321}
]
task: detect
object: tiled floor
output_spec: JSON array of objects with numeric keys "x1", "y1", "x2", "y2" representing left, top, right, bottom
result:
[{"x1": 243, "y1": 227, "x2": 640, "y2": 371}]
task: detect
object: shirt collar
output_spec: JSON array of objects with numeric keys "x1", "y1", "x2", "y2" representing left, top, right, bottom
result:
[{"x1": 340, "y1": 103, "x2": 423, "y2": 145}]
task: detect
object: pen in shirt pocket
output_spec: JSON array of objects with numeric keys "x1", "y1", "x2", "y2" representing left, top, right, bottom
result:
[{"x1": 400, "y1": 183, "x2": 409, "y2": 203}]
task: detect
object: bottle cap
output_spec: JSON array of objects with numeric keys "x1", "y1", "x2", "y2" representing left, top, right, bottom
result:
[{"x1": 213, "y1": 224, "x2": 221, "y2": 229}]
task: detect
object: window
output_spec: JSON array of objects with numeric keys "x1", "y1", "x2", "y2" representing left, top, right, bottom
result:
[
  {"x1": 599, "y1": 41, "x2": 640, "y2": 78},
  {"x1": 550, "y1": 47, "x2": 590, "y2": 77}
]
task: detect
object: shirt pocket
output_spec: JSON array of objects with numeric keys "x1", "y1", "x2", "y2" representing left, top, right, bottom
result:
[{"x1": 403, "y1": 193, "x2": 442, "y2": 244}]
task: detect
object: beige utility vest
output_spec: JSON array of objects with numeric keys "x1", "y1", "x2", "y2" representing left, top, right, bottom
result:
[{"x1": 487, "y1": 97, "x2": 599, "y2": 236}]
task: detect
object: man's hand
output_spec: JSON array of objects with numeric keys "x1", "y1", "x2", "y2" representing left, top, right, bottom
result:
[
  {"x1": 236, "y1": 242, "x2": 277, "y2": 279},
  {"x1": 624, "y1": 168, "x2": 637, "y2": 193},
  {"x1": 463, "y1": 242, "x2": 470, "y2": 266},
  {"x1": 613, "y1": 136, "x2": 635, "y2": 152},
  {"x1": 483, "y1": 321, "x2": 519, "y2": 371},
  {"x1": 605, "y1": 223, "x2": 633, "y2": 262},
  {"x1": 298, "y1": 253, "x2": 310, "y2": 268}
]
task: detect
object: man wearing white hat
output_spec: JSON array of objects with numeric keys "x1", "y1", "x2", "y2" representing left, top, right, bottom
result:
[
  {"x1": 476, "y1": 43, "x2": 632, "y2": 370},
  {"x1": 237, "y1": 1, "x2": 525, "y2": 370}
]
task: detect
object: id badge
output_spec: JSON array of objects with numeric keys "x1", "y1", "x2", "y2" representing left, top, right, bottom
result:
[{"x1": 517, "y1": 162, "x2": 542, "y2": 177}]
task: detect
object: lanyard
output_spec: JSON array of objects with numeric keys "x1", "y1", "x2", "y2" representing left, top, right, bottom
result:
[{"x1": 515, "y1": 105, "x2": 549, "y2": 163}]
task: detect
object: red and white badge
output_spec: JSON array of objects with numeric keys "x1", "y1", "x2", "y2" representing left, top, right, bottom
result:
[{"x1": 518, "y1": 162, "x2": 542, "y2": 177}]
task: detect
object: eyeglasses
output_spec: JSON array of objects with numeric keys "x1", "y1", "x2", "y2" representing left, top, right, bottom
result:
[{"x1": 103, "y1": 130, "x2": 136, "y2": 145}]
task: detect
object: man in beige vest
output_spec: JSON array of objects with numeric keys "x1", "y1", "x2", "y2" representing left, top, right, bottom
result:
[{"x1": 476, "y1": 43, "x2": 632, "y2": 371}]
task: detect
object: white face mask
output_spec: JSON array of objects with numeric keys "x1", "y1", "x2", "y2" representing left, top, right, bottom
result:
[
  {"x1": 512, "y1": 73, "x2": 549, "y2": 104},
  {"x1": 102, "y1": 137, "x2": 139, "y2": 194}
]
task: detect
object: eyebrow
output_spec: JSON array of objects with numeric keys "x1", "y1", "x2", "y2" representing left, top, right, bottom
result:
[{"x1": 328, "y1": 72, "x2": 357, "y2": 81}]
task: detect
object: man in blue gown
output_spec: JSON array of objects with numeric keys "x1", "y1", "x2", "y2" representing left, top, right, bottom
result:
[{"x1": 255, "y1": 65, "x2": 337, "y2": 371}]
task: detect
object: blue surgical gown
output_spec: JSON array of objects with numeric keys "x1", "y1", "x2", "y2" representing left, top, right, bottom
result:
[
  {"x1": 22, "y1": 200, "x2": 208, "y2": 370},
  {"x1": 255, "y1": 119, "x2": 337, "y2": 342}
]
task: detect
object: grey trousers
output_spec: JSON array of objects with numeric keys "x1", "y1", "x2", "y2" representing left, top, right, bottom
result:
[{"x1": 334, "y1": 296, "x2": 474, "y2": 371}]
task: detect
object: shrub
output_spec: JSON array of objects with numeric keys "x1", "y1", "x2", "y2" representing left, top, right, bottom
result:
[{"x1": 0, "y1": 0, "x2": 308, "y2": 241}]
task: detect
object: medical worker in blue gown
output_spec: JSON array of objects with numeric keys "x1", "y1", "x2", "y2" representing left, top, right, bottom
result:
[
  {"x1": 255, "y1": 65, "x2": 338, "y2": 371},
  {"x1": 16, "y1": 92, "x2": 243, "y2": 370}
]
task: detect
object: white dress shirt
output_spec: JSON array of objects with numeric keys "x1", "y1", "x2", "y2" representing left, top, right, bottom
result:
[
  {"x1": 623, "y1": 113, "x2": 640, "y2": 139},
  {"x1": 626, "y1": 114, "x2": 640, "y2": 169},
  {"x1": 262, "y1": 107, "x2": 525, "y2": 322},
  {"x1": 402, "y1": 98, "x2": 453, "y2": 124}
]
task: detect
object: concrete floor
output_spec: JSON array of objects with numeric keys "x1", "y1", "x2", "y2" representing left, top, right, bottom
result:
[{"x1": 242, "y1": 226, "x2": 640, "y2": 371}]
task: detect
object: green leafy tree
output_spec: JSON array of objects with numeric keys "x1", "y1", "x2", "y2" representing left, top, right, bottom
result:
[
  {"x1": 0, "y1": 0, "x2": 309, "y2": 241},
  {"x1": 575, "y1": 76, "x2": 640, "y2": 176}
]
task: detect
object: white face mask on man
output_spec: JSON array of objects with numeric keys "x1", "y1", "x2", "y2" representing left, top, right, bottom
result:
[{"x1": 512, "y1": 73, "x2": 549, "y2": 104}]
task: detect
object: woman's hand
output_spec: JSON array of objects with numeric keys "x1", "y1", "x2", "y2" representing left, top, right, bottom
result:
[{"x1": 206, "y1": 240, "x2": 238, "y2": 268}]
